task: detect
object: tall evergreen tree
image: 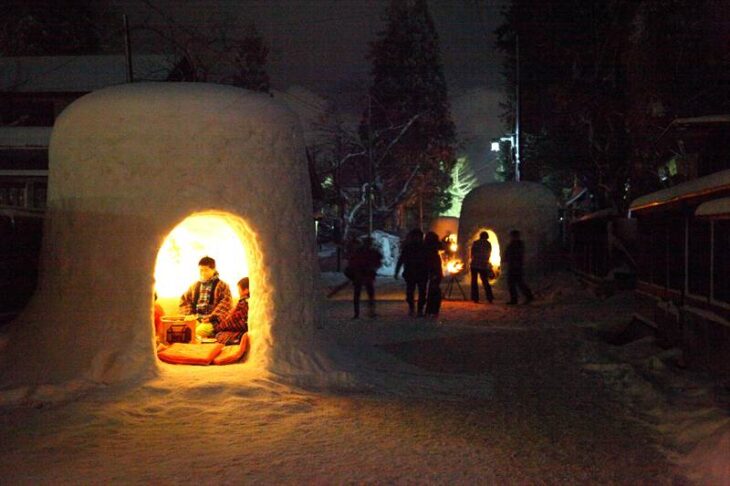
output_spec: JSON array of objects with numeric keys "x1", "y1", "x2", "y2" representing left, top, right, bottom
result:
[{"x1": 361, "y1": 0, "x2": 456, "y2": 229}]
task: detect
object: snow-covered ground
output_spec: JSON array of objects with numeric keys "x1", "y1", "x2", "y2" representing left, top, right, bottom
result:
[{"x1": 0, "y1": 271, "x2": 728, "y2": 484}]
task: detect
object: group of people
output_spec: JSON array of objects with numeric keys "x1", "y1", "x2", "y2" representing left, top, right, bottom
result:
[
  {"x1": 469, "y1": 230, "x2": 533, "y2": 305},
  {"x1": 394, "y1": 229, "x2": 444, "y2": 317},
  {"x1": 343, "y1": 228, "x2": 534, "y2": 320},
  {"x1": 155, "y1": 256, "x2": 251, "y2": 346}
]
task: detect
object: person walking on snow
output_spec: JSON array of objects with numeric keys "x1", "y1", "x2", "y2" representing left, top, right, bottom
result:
[
  {"x1": 346, "y1": 237, "x2": 383, "y2": 319},
  {"x1": 503, "y1": 229, "x2": 534, "y2": 305},
  {"x1": 394, "y1": 228, "x2": 428, "y2": 317},
  {"x1": 470, "y1": 231, "x2": 494, "y2": 303}
]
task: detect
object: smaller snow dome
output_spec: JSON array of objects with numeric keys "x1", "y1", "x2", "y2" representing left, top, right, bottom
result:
[{"x1": 458, "y1": 181, "x2": 558, "y2": 276}]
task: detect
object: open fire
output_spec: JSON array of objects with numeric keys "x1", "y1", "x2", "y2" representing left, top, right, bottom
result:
[{"x1": 440, "y1": 235, "x2": 464, "y2": 276}]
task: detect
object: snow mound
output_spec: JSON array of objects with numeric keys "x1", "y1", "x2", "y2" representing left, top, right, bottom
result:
[
  {"x1": 458, "y1": 181, "x2": 559, "y2": 275},
  {"x1": 0, "y1": 82, "x2": 342, "y2": 393}
]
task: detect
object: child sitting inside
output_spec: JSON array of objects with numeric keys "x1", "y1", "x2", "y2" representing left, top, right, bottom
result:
[{"x1": 196, "y1": 277, "x2": 249, "y2": 345}]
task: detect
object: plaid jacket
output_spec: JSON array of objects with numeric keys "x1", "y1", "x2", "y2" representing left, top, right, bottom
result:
[
  {"x1": 179, "y1": 277, "x2": 232, "y2": 323},
  {"x1": 215, "y1": 298, "x2": 248, "y2": 334}
]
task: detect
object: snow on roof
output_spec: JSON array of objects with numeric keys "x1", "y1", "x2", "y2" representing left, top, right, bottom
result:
[
  {"x1": 695, "y1": 197, "x2": 730, "y2": 219},
  {"x1": 629, "y1": 168, "x2": 730, "y2": 213},
  {"x1": 0, "y1": 127, "x2": 52, "y2": 148},
  {"x1": 0, "y1": 55, "x2": 174, "y2": 92},
  {"x1": 672, "y1": 115, "x2": 730, "y2": 126}
]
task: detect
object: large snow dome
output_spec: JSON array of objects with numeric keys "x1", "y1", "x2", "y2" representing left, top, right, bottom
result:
[
  {"x1": 0, "y1": 83, "x2": 325, "y2": 387},
  {"x1": 458, "y1": 181, "x2": 558, "y2": 276}
]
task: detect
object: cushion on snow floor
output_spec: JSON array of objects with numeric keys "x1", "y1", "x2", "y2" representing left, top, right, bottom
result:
[
  {"x1": 213, "y1": 333, "x2": 250, "y2": 365},
  {"x1": 157, "y1": 343, "x2": 224, "y2": 365}
]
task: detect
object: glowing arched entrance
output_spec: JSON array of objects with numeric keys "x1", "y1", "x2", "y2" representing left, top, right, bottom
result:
[
  {"x1": 469, "y1": 228, "x2": 502, "y2": 282},
  {"x1": 153, "y1": 212, "x2": 257, "y2": 359}
]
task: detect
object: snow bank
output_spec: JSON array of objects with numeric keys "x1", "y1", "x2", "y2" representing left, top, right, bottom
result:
[
  {"x1": 458, "y1": 181, "x2": 559, "y2": 273},
  {"x1": 0, "y1": 82, "x2": 341, "y2": 392},
  {"x1": 372, "y1": 230, "x2": 400, "y2": 276}
]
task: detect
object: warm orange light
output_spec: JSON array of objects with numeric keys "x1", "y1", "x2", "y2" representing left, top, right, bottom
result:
[
  {"x1": 154, "y1": 214, "x2": 249, "y2": 301},
  {"x1": 445, "y1": 258, "x2": 464, "y2": 275},
  {"x1": 440, "y1": 238, "x2": 464, "y2": 276}
]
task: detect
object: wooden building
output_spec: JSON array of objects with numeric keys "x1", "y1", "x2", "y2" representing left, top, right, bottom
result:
[{"x1": 628, "y1": 116, "x2": 730, "y2": 376}]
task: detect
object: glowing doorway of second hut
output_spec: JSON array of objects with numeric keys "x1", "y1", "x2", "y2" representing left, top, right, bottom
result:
[
  {"x1": 154, "y1": 213, "x2": 249, "y2": 314},
  {"x1": 469, "y1": 228, "x2": 502, "y2": 282}
]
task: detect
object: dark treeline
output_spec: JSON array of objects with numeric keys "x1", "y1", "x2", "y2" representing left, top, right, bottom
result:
[{"x1": 496, "y1": 0, "x2": 730, "y2": 212}]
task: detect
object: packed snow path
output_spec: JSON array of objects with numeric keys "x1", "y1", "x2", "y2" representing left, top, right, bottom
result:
[{"x1": 0, "y1": 274, "x2": 689, "y2": 484}]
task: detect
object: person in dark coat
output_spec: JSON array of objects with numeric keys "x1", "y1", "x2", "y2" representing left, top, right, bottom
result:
[
  {"x1": 470, "y1": 231, "x2": 494, "y2": 303},
  {"x1": 503, "y1": 229, "x2": 534, "y2": 305},
  {"x1": 346, "y1": 237, "x2": 383, "y2": 319},
  {"x1": 423, "y1": 231, "x2": 444, "y2": 317},
  {"x1": 394, "y1": 229, "x2": 427, "y2": 316}
]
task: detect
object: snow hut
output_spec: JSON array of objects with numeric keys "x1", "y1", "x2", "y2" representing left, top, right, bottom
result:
[
  {"x1": 458, "y1": 181, "x2": 558, "y2": 278},
  {"x1": 0, "y1": 83, "x2": 324, "y2": 387},
  {"x1": 428, "y1": 216, "x2": 459, "y2": 241}
]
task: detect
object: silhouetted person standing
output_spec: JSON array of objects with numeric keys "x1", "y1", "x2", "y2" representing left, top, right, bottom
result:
[
  {"x1": 470, "y1": 231, "x2": 494, "y2": 303},
  {"x1": 503, "y1": 229, "x2": 534, "y2": 305},
  {"x1": 423, "y1": 231, "x2": 444, "y2": 317},
  {"x1": 346, "y1": 237, "x2": 382, "y2": 319},
  {"x1": 394, "y1": 229, "x2": 427, "y2": 317}
]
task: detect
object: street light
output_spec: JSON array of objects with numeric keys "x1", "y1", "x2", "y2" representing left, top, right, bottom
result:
[{"x1": 491, "y1": 135, "x2": 520, "y2": 181}]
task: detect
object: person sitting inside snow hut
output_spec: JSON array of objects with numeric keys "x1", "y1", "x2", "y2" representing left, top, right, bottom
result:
[
  {"x1": 198, "y1": 277, "x2": 250, "y2": 345},
  {"x1": 179, "y1": 256, "x2": 232, "y2": 337}
]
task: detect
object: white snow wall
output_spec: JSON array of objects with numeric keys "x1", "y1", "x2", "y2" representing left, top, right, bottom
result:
[
  {"x1": 0, "y1": 83, "x2": 325, "y2": 386},
  {"x1": 458, "y1": 181, "x2": 559, "y2": 274}
]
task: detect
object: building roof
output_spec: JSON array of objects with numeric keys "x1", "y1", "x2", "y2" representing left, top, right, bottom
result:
[
  {"x1": 0, "y1": 55, "x2": 173, "y2": 92},
  {"x1": 629, "y1": 168, "x2": 730, "y2": 213},
  {"x1": 696, "y1": 197, "x2": 730, "y2": 219},
  {"x1": 0, "y1": 127, "x2": 52, "y2": 148}
]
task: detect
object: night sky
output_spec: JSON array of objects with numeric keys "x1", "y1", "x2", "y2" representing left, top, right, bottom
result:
[{"x1": 107, "y1": 0, "x2": 508, "y2": 180}]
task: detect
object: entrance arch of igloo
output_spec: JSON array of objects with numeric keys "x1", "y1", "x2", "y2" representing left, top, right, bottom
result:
[
  {"x1": 0, "y1": 83, "x2": 328, "y2": 389},
  {"x1": 465, "y1": 228, "x2": 502, "y2": 281},
  {"x1": 153, "y1": 211, "x2": 263, "y2": 354}
]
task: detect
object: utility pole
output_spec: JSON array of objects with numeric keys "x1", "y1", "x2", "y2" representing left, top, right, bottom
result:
[
  {"x1": 367, "y1": 97, "x2": 374, "y2": 236},
  {"x1": 123, "y1": 14, "x2": 134, "y2": 83},
  {"x1": 514, "y1": 34, "x2": 521, "y2": 182}
]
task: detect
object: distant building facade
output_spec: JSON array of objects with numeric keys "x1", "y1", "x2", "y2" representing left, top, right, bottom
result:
[{"x1": 0, "y1": 55, "x2": 174, "y2": 320}]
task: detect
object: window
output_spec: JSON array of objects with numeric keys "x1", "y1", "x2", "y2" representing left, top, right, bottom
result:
[
  {"x1": 713, "y1": 220, "x2": 730, "y2": 303},
  {"x1": 0, "y1": 182, "x2": 27, "y2": 208},
  {"x1": 688, "y1": 218, "x2": 711, "y2": 297},
  {"x1": 0, "y1": 101, "x2": 55, "y2": 127}
]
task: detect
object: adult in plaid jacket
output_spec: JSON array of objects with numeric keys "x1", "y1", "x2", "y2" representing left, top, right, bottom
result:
[{"x1": 179, "y1": 256, "x2": 232, "y2": 325}]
